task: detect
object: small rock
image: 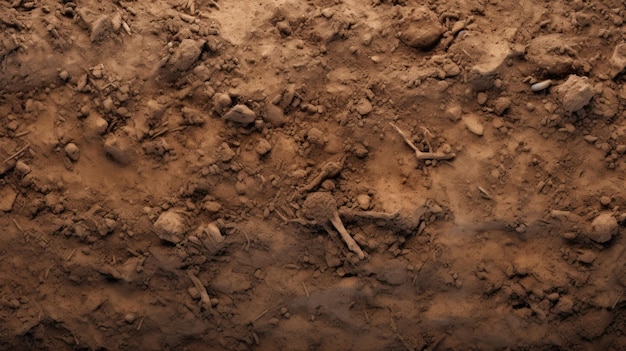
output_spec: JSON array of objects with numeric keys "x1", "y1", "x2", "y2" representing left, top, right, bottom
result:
[
  {"x1": 14, "y1": 161, "x2": 31, "y2": 176},
  {"x1": 355, "y1": 98, "x2": 373, "y2": 116},
  {"x1": 353, "y1": 143, "x2": 368, "y2": 158},
  {"x1": 276, "y1": 21, "x2": 292, "y2": 36},
  {"x1": 462, "y1": 114, "x2": 484, "y2": 136},
  {"x1": 588, "y1": 213, "x2": 618, "y2": 243},
  {"x1": 223, "y1": 104, "x2": 256, "y2": 124},
  {"x1": 213, "y1": 93, "x2": 232, "y2": 114},
  {"x1": 264, "y1": 104, "x2": 287, "y2": 127},
  {"x1": 443, "y1": 60, "x2": 461, "y2": 77},
  {"x1": 58, "y1": 70, "x2": 70, "y2": 82},
  {"x1": 493, "y1": 97, "x2": 512, "y2": 115},
  {"x1": 600, "y1": 196, "x2": 612, "y2": 207},
  {"x1": 202, "y1": 201, "x2": 222, "y2": 213},
  {"x1": 153, "y1": 210, "x2": 187, "y2": 244},
  {"x1": 306, "y1": 128, "x2": 326, "y2": 146},
  {"x1": 577, "y1": 250, "x2": 596, "y2": 264},
  {"x1": 218, "y1": 142, "x2": 235, "y2": 162},
  {"x1": 104, "y1": 135, "x2": 133, "y2": 165},
  {"x1": 556, "y1": 75, "x2": 594, "y2": 113},
  {"x1": 321, "y1": 8, "x2": 334, "y2": 19},
  {"x1": 0, "y1": 186, "x2": 18, "y2": 212},
  {"x1": 477, "y1": 92, "x2": 488, "y2": 105},
  {"x1": 90, "y1": 15, "x2": 112, "y2": 42},
  {"x1": 444, "y1": 104, "x2": 462, "y2": 121},
  {"x1": 552, "y1": 296, "x2": 574, "y2": 315},
  {"x1": 356, "y1": 194, "x2": 371, "y2": 210},
  {"x1": 167, "y1": 39, "x2": 204, "y2": 72},
  {"x1": 399, "y1": 7, "x2": 444, "y2": 49},
  {"x1": 255, "y1": 139, "x2": 272, "y2": 156},
  {"x1": 124, "y1": 313, "x2": 136, "y2": 324},
  {"x1": 64, "y1": 143, "x2": 80, "y2": 162}
]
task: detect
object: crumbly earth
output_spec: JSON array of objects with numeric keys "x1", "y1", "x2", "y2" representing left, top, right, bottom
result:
[{"x1": 1, "y1": 0, "x2": 626, "y2": 350}]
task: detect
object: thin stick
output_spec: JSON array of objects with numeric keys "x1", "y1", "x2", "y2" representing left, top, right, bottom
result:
[
  {"x1": 301, "y1": 281, "x2": 310, "y2": 298},
  {"x1": 44, "y1": 263, "x2": 55, "y2": 280},
  {"x1": 4, "y1": 142, "x2": 30, "y2": 163},
  {"x1": 66, "y1": 248, "x2": 77, "y2": 261},
  {"x1": 136, "y1": 316, "x2": 144, "y2": 331},
  {"x1": 612, "y1": 289, "x2": 624, "y2": 310},
  {"x1": 12, "y1": 219, "x2": 24, "y2": 233},
  {"x1": 389, "y1": 122, "x2": 455, "y2": 161},
  {"x1": 14, "y1": 130, "x2": 30, "y2": 137},
  {"x1": 253, "y1": 309, "x2": 269, "y2": 322}
]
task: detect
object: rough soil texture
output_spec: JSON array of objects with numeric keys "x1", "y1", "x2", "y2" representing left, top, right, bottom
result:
[{"x1": 2, "y1": 0, "x2": 626, "y2": 350}]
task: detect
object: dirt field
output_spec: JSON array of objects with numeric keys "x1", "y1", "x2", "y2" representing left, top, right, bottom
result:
[{"x1": 1, "y1": 0, "x2": 626, "y2": 350}]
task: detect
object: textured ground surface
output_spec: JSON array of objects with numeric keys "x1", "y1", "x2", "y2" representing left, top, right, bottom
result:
[{"x1": 1, "y1": 0, "x2": 626, "y2": 350}]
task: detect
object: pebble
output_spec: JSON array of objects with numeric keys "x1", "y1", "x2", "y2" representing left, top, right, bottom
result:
[
  {"x1": 218, "y1": 142, "x2": 235, "y2": 162},
  {"x1": 493, "y1": 97, "x2": 512, "y2": 115},
  {"x1": 64, "y1": 142, "x2": 80, "y2": 162},
  {"x1": 399, "y1": 7, "x2": 444, "y2": 49},
  {"x1": 124, "y1": 313, "x2": 136, "y2": 324},
  {"x1": 477, "y1": 92, "x2": 488, "y2": 105},
  {"x1": 356, "y1": 194, "x2": 371, "y2": 210},
  {"x1": 321, "y1": 8, "x2": 334, "y2": 19},
  {"x1": 0, "y1": 185, "x2": 18, "y2": 212},
  {"x1": 264, "y1": 104, "x2": 287, "y2": 127},
  {"x1": 276, "y1": 21, "x2": 292, "y2": 36},
  {"x1": 223, "y1": 104, "x2": 256, "y2": 124},
  {"x1": 444, "y1": 104, "x2": 462, "y2": 121},
  {"x1": 577, "y1": 250, "x2": 596, "y2": 264},
  {"x1": 153, "y1": 210, "x2": 187, "y2": 244},
  {"x1": 600, "y1": 196, "x2": 612, "y2": 207},
  {"x1": 462, "y1": 114, "x2": 484, "y2": 136},
  {"x1": 167, "y1": 39, "x2": 203, "y2": 72},
  {"x1": 556, "y1": 75, "x2": 594, "y2": 113},
  {"x1": 213, "y1": 93, "x2": 232, "y2": 114},
  {"x1": 14, "y1": 161, "x2": 31, "y2": 175},
  {"x1": 355, "y1": 98, "x2": 373, "y2": 116},
  {"x1": 255, "y1": 139, "x2": 272, "y2": 156},
  {"x1": 588, "y1": 213, "x2": 618, "y2": 243},
  {"x1": 552, "y1": 296, "x2": 574, "y2": 315},
  {"x1": 104, "y1": 134, "x2": 133, "y2": 165}
]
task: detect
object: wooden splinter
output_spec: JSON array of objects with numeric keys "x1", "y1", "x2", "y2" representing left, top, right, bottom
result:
[{"x1": 389, "y1": 122, "x2": 455, "y2": 161}]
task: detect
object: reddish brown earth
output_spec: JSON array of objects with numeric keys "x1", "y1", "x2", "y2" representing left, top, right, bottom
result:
[{"x1": 1, "y1": 0, "x2": 626, "y2": 350}]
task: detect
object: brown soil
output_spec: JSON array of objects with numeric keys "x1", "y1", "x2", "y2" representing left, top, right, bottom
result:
[{"x1": 1, "y1": 0, "x2": 626, "y2": 350}]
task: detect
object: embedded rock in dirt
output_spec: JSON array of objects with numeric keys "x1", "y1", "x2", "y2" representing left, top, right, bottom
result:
[
  {"x1": 398, "y1": 7, "x2": 444, "y2": 49},
  {"x1": 526, "y1": 34, "x2": 582, "y2": 76},
  {"x1": 588, "y1": 213, "x2": 618, "y2": 243},
  {"x1": 64, "y1": 143, "x2": 80, "y2": 162},
  {"x1": 449, "y1": 31, "x2": 513, "y2": 81},
  {"x1": 263, "y1": 104, "x2": 287, "y2": 127},
  {"x1": 154, "y1": 210, "x2": 188, "y2": 244},
  {"x1": 165, "y1": 39, "x2": 204, "y2": 73},
  {"x1": 556, "y1": 75, "x2": 594, "y2": 113},
  {"x1": 355, "y1": 98, "x2": 373, "y2": 116},
  {"x1": 0, "y1": 185, "x2": 17, "y2": 212},
  {"x1": 103, "y1": 134, "x2": 133, "y2": 165},
  {"x1": 462, "y1": 114, "x2": 484, "y2": 136},
  {"x1": 223, "y1": 104, "x2": 256, "y2": 124}
]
